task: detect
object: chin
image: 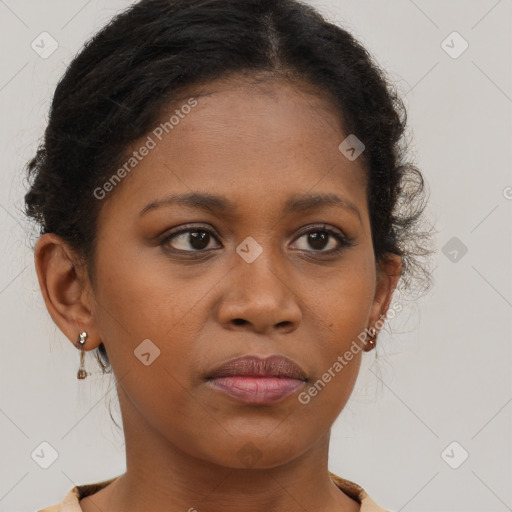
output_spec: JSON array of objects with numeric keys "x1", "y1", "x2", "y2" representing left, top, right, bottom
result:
[{"x1": 202, "y1": 435, "x2": 312, "y2": 470}]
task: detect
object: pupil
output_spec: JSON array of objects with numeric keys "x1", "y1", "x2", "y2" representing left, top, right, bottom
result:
[
  {"x1": 190, "y1": 230, "x2": 209, "y2": 250},
  {"x1": 309, "y1": 232, "x2": 327, "y2": 250},
  {"x1": 187, "y1": 231, "x2": 330, "y2": 251}
]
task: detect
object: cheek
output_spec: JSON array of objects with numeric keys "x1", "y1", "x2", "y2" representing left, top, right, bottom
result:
[
  {"x1": 296, "y1": 263, "x2": 374, "y2": 408},
  {"x1": 91, "y1": 248, "x2": 205, "y2": 446},
  {"x1": 304, "y1": 260, "x2": 376, "y2": 343},
  {"x1": 93, "y1": 231, "x2": 205, "y2": 338},
  {"x1": 91, "y1": 240, "x2": 191, "y2": 379}
]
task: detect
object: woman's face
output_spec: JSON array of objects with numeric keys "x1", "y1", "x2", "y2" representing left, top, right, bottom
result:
[{"x1": 60, "y1": 76, "x2": 400, "y2": 468}]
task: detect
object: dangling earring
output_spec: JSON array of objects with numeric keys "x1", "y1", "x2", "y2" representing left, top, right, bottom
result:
[
  {"x1": 366, "y1": 326, "x2": 377, "y2": 349},
  {"x1": 77, "y1": 331, "x2": 88, "y2": 380}
]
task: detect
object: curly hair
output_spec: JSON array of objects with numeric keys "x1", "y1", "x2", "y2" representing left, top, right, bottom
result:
[{"x1": 23, "y1": 0, "x2": 435, "y2": 374}]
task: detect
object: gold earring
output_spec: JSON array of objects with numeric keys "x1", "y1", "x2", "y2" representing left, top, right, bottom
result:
[
  {"x1": 77, "y1": 331, "x2": 88, "y2": 380},
  {"x1": 366, "y1": 326, "x2": 377, "y2": 349}
]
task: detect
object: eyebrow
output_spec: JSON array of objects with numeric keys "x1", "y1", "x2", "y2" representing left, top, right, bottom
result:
[{"x1": 139, "y1": 192, "x2": 361, "y2": 223}]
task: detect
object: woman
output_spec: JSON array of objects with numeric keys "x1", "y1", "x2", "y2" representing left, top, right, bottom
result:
[{"x1": 25, "y1": 0, "x2": 433, "y2": 510}]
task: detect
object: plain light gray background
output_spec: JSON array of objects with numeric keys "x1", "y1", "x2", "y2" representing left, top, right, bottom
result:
[{"x1": 1, "y1": 1, "x2": 511, "y2": 511}]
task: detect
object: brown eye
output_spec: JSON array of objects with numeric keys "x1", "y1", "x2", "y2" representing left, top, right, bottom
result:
[
  {"x1": 161, "y1": 227, "x2": 221, "y2": 252},
  {"x1": 292, "y1": 225, "x2": 354, "y2": 255},
  {"x1": 305, "y1": 231, "x2": 330, "y2": 251}
]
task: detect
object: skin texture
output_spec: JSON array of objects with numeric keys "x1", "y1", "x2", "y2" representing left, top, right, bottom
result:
[{"x1": 34, "y1": 75, "x2": 402, "y2": 512}]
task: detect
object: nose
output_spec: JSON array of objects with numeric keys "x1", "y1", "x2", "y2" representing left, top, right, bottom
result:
[{"x1": 216, "y1": 251, "x2": 302, "y2": 335}]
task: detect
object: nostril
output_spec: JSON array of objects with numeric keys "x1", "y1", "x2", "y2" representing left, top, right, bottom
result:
[{"x1": 233, "y1": 318, "x2": 247, "y2": 326}]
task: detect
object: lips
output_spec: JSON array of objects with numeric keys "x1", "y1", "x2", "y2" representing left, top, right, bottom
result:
[
  {"x1": 206, "y1": 355, "x2": 307, "y2": 404},
  {"x1": 208, "y1": 355, "x2": 308, "y2": 380}
]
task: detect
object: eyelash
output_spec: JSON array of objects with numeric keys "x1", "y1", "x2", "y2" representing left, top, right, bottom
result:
[{"x1": 159, "y1": 224, "x2": 354, "y2": 257}]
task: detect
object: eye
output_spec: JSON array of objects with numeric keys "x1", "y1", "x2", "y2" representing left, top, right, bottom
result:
[
  {"x1": 292, "y1": 225, "x2": 354, "y2": 255},
  {"x1": 159, "y1": 223, "x2": 354, "y2": 256},
  {"x1": 160, "y1": 225, "x2": 221, "y2": 253}
]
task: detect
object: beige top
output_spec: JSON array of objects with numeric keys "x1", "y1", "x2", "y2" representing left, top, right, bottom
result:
[{"x1": 37, "y1": 472, "x2": 390, "y2": 511}]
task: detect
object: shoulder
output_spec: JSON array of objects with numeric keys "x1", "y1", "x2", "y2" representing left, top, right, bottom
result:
[
  {"x1": 37, "y1": 486, "x2": 80, "y2": 512},
  {"x1": 329, "y1": 472, "x2": 393, "y2": 512},
  {"x1": 38, "y1": 506, "x2": 61, "y2": 512},
  {"x1": 37, "y1": 476, "x2": 119, "y2": 512}
]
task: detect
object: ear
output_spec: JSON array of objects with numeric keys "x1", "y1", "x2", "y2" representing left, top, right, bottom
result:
[
  {"x1": 34, "y1": 233, "x2": 102, "y2": 352},
  {"x1": 364, "y1": 253, "x2": 403, "y2": 351}
]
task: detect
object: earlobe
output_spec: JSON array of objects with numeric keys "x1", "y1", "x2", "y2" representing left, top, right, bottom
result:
[
  {"x1": 34, "y1": 233, "x2": 101, "y2": 351},
  {"x1": 368, "y1": 253, "x2": 403, "y2": 336}
]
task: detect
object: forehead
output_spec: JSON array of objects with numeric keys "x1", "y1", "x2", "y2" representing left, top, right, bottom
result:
[
  {"x1": 99, "y1": 75, "x2": 368, "y2": 220},
  {"x1": 162, "y1": 74, "x2": 353, "y2": 158}
]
